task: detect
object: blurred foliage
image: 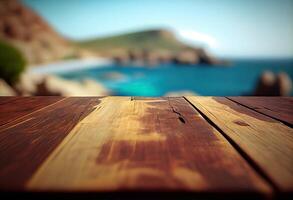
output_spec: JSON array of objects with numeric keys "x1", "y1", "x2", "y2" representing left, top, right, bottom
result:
[{"x1": 0, "y1": 41, "x2": 26, "y2": 84}]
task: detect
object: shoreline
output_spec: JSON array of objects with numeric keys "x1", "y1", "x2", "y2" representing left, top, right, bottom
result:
[{"x1": 28, "y1": 58, "x2": 113, "y2": 75}]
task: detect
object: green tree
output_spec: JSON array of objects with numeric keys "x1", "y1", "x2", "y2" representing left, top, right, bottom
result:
[{"x1": 0, "y1": 41, "x2": 26, "y2": 84}]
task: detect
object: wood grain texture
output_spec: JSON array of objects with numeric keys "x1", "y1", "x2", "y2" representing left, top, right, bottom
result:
[
  {"x1": 27, "y1": 97, "x2": 270, "y2": 195},
  {"x1": 0, "y1": 97, "x2": 22, "y2": 105},
  {"x1": 228, "y1": 97, "x2": 293, "y2": 126},
  {"x1": 185, "y1": 96, "x2": 293, "y2": 192},
  {"x1": 0, "y1": 96, "x2": 63, "y2": 127},
  {"x1": 0, "y1": 97, "x2": 100, "y2": 190}
]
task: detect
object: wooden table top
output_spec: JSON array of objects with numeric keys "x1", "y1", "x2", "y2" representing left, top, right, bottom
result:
[{"x1": 0, "y1": 96, "x2": 292, "y2": 199}]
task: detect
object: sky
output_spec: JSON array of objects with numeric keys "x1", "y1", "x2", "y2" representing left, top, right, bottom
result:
[{"x1": 23, "y1": 0, "x2": 293, "y2": 58}]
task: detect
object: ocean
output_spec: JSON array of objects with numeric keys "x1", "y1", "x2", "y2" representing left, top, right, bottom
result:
[{"x1": 59, "y1": 59, "x2": 293, "y2": 96}]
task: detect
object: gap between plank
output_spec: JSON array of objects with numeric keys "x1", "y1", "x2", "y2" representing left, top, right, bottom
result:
[
  {"x1": 0, "y1": 98, "x2": 67, "y2": 132},
  {"x1": 226, "y1": 97, "x2": 293, "y2": 128},
  {"x1": 183, "y1": 96, "x2": 279, "y2": 194}
]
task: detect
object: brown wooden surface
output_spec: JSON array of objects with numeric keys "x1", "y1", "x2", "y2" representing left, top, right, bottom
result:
[
  {"x1": 0, "y1": 96, "x2": 292, "y2": 199},
  {"x1": 0, "y1": 97, "x2": 100, "y2": 189},
  {"x1": 27, "y1": 97, "x2": 269, "y2": 194},
  {"x1": 0, "y1": 96, "x2": 63, "y2": 127},
  {"x1": 0, "y1": 96, "x2": 22, "y2": 105},
  {"x1": 228, "y1": 97, "x2": 293, "y2": 126},
  {"x1": 186, "y1": 97, "x2": 293, "y2": 192}
]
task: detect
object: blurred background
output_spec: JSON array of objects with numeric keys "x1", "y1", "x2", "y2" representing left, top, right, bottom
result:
[{"x1": 0, "y1": 0, "x2": 292, "y2": 96}]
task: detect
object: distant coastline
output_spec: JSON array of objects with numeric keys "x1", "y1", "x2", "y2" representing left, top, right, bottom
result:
[{"x1": 29, "y1": 58, "x2": 113, "y2": 75}]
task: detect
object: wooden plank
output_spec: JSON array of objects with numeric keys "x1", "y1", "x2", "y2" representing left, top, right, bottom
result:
[
  {"x1": 185, "y1": 96, "x2": 293, "y2": 192},
  {"x1": 27, "y1": 97, "x2": 270, "y2": 195},
  {"x1": 0, "y1": 97, "x2": 22, "y2": 105},
  {"x1": 228, "y1": 97, "x2": 293, "y2": 126},
  {"x1": 0, "y1": 97, "x2": 101, "y2": 190},
  {"x1": 0, "y1": 96, "x2": 63, "y2": 127}
]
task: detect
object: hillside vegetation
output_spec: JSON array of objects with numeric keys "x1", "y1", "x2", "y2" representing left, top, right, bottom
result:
[
  {"x1": 0, "y1": 40, "x2": 26, "y2": 84},
  {"x1": 77, "y1": 29, "x2": 195, "y2": 56}
]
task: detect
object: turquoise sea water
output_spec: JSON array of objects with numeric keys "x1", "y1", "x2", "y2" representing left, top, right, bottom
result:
[{"x1": 59, "y1": 59, "x2": 293, "y2": 96}]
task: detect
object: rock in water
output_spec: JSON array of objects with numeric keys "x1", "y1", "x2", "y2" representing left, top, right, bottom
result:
[
  {"x1": 14, "y1": 73, "x2": 111, "y2": 96},
  {"x1": 276, "y1": 72, "x2": 292, "y2": 96},
  {"x1": 35, "y1": 75, "x2": 111, "y2": 96},
  {"x1": 254, "y1": 71, "x2": 292, "y2": 96}
]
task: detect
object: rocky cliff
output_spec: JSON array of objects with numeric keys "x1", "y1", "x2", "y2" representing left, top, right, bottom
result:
[{"x1": 0, "y1": 0, "x2": 79, "y2": 64}]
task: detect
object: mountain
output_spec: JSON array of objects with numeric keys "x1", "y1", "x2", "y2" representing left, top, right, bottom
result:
[
  {"x1": 0, "y1": 0, "x2": 84, "y2": 64},
  {"x1": 77, "y1": 29, "x2": 195, "y2": 56},
  {"x1": 77, "y1": 29, "x2": 220, "y2": 65}
]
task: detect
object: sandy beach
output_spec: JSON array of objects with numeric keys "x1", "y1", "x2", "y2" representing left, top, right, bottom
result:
[{"x1": 28, "y1": 58, "x2": 113, "y2": 75}]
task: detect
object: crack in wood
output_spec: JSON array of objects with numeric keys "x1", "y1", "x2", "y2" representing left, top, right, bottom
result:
[
  {"x1": 183, "y1": 96, "x2": 279, "y2": 193},
  {"x1": 168, "y1": 98, "x2": 186, "y2": 124}
]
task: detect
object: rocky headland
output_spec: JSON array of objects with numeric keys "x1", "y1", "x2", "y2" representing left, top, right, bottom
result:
[
  {"x1": 78, "y1": 29, "x2": 227, "y2": 66},
  {"x1": 113, "y1": 48, "x2": 226, "y2": 66}
]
